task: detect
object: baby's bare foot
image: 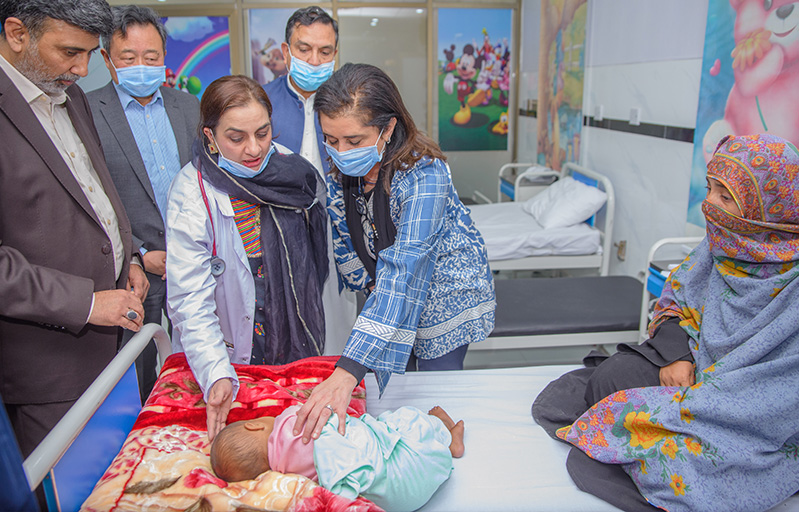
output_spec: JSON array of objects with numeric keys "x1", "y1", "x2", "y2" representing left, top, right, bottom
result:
[
  {"x1": 449, "y1": 420, "x2": 465, "y2": 458},
  {"x1": 429, "y1": 406, "x2": 465, "y2": 458},
  {"x1": 428, "y1": 406, "x2": 456, "y2": 430}
]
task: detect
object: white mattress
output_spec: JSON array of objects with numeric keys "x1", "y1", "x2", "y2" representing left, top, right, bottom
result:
[
  {"x1": 365, "y1": 365, "x2": 799, "y2": 512},
  {"x1": 469, "y1": 202, "x2": 601, "y2": 261}
]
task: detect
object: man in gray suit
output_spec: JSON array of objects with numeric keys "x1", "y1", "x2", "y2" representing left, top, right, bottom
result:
[{"x1": 87, "y1": 5, "x2": 199, "y2": 402}]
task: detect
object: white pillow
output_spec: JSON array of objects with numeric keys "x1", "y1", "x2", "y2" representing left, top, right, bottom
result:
[{"x1": 522, "y1": 176, "x2": 608, "y2": 229}]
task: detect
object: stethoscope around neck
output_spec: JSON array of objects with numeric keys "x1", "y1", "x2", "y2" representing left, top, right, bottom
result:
[{"x1": 197, "y1": 169, "x2": 226, "y2": 277}]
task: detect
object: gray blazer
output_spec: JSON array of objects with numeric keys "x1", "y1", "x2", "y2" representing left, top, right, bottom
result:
[{"x1": 87, "y1": 83, "x2": 200, "y2": 252}]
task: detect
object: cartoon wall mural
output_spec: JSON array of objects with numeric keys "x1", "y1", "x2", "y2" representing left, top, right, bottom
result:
[
  {"x1": 161, "y1": 16, "x2": 231, "y2": 99},
  {"x1": 688, "y1": 0, "x2": 799, "y2": 226},
  {"x1": 536, "y1": 0, "x2": 586, "y2": 171},
  {"x1": 249, "y1": 9, "x2": 296, "y2": 85},
  {"x1": 437, "y1": 8, "x2": 512, "y2": 152}
]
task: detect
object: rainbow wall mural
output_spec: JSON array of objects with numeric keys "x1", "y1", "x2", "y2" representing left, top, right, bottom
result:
[{"x1": 162, "y1": 16, "x2": 231, "y2": 98}]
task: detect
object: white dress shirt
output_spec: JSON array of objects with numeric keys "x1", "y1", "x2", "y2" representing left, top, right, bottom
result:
[{"x1": 286, "y1": 78, "x2": 324, "y2": 174}]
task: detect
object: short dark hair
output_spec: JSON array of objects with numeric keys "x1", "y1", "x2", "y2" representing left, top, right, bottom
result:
[
  {"x1": 0, "y1": 0, "x2": 112, "y2": 39},
  {"x1": 314, "y1": 63, "x2": 445, "y2": 190},
  {"x1": 210, "y1": 421, "x2": 269, "y2": 482},
  {"x1": 103, "y1": 5, "x2": 167, "y2": 54},
  {"x1": 200, "y1": 75, "x2": 273, "y2": 140},
  {"x1": 285, "y1": 6, "x2": 338, "y2": 47}
]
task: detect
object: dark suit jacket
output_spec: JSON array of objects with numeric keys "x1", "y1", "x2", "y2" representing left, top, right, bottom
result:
[
  {"x1": 0, "y1": 68, "x2": 133, "y2": 404},
  {"x1": 86, "y1": 83, "x2": 200, "y2": 253}
]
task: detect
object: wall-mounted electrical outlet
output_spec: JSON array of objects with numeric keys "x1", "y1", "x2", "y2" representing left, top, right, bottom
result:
[
  {"x1": 615, "y1": 240, "x2": 627, "y2": 261},
  {"x1": 594, "y1": 104, "x2": 604, "y2": 121},
  {"x1": 629, "y1": 107, "x2": 641, "y2": 126}
]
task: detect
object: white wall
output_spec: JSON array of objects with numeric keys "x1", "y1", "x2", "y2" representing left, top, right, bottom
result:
[
  {"x1": 516, "y1": 0, "x2": 709, "y2": 278},
  {"x1": 581, "y1": 0, "x2": 709, "y2": 277}
]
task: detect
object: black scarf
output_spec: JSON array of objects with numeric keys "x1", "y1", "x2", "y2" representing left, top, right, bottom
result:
[
  {"x1": 194, "y1": 138, "x2": 328, "y2": 363},
  {"x1": 342, "y1": 167, "x2": 397, "y2": 281}
]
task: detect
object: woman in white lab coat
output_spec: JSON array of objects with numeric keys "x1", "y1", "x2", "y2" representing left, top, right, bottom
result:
[{"x1": 165, "y1": 75, "x2": 327, "y2": 440}]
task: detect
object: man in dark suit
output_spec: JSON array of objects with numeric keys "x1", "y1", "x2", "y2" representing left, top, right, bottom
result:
[
  {"x1": 0, "y1": 0, "x2": 148, "y2": 473},
  {"x1": 87, "y1": 5, "x2": 199, "y2": 402}
]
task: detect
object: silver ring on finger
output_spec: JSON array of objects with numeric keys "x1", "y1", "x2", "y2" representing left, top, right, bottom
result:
[
  {"x1": 325, "y1": 404, "x2": 334, "y2": 413},
  {"x1": 126, "y1": 310, "x2": 139, "y2": 321}
]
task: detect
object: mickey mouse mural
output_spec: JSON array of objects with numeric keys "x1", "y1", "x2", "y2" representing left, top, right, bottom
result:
[
  {"x1": 443, "y1": 43, "x2": 485, "y2": 125},
  {"x1": 438, "y1": 9, "x2": 512, "y2": 151}
]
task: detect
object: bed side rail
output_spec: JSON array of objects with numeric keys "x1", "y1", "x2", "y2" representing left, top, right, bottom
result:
[
  {"x1": 497, "y1": 163, "x2": 558, "y2": 202},
  {"x1": 639, "y1": 237, "x2": 704, "y2": 340},
  {"x1": 23, "y1": 323, "x2": 172, "y2": 490},
  {"x1": 562, "y1": 162, "x2": 615, "y2": 276}
]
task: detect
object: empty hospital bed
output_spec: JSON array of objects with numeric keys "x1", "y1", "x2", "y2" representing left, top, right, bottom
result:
[
  {"x1": 469, "y1": 162, "x2": 614, "y2": 275},
  {"x1": 479, "y1": 275, "x2": 644, "y2": 352}
]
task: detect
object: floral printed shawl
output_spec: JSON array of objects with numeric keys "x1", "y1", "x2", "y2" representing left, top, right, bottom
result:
[{"x1": 558, "y1": 134, "x2": 799, "y2": 512}]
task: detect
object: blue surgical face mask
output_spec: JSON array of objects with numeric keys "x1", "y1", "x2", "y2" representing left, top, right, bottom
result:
[
  {"x1": 212, "y1": 134, "x2": 275, "y2": 178},
  {"x1": 114, "y1": 64, "x2": 166, "y2": 98},
  {"x1": 288, "y1": 49, "x2": 334, "y2": 92},
  {"x1": 324, "y1": 129, "x2": 385, "y2": 177}
]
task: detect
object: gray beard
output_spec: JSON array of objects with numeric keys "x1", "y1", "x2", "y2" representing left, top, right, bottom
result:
[{"x1": 16, "y1": 41, "x2": 80, "y2": 95}]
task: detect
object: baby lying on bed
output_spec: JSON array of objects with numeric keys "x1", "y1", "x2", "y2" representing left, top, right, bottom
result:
[{"x1": 211, "y1": 405, "x2": 464, "y2": 512}]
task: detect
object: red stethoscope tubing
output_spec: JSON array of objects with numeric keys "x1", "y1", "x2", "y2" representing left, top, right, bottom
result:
[{"x1": 197, "y1": 169, "x2": 217, "y2": 257}]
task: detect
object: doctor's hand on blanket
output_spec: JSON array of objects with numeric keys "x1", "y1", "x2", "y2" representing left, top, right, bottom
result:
[
  {"x1": 207, "y1": 378, "x2": 234, "y2": 442},
  {"x1": 294, "y1": 367, "x2": 359, "y2": 443}
]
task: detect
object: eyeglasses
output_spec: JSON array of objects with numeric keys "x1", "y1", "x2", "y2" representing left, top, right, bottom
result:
[{"x1": 353, "y1": 193, "x2": 378, "y2": 239}]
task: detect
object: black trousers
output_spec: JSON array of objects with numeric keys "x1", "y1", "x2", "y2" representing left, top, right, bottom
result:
[
  {"x1": 6, "y1": 401, "x2": 75, "y2": 510},
  {"x1": 532, "y1": 350, "x2": 662, "y2": 512}
]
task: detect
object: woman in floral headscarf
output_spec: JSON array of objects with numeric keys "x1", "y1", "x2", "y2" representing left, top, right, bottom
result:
[{"x1": 533, "y1": 134, "x2": 799, "y2": 512}]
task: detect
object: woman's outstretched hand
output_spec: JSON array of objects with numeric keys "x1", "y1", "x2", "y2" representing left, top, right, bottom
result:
[
  {"x1": 659, "y1": 360, "x2": 695, "y2": 387},
  {"x1": 293, "y1": 367, "x2": 358, "y2": 444},
  {"x1": 206, "y1": 378, "x2": 234, "y2": 442}
]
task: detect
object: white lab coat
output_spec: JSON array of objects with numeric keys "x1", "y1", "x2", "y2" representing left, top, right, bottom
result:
[{"x1": 165, "y1": 161, "x2": 256, "y2": 401}]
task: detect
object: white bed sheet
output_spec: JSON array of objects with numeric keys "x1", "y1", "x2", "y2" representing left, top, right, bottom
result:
[
  {"x1": 469, "y1": 202, "x2": 601, "y2": 261},
  {"x1": 365, "y1": 365, "x2": 799, "y2": 512}
]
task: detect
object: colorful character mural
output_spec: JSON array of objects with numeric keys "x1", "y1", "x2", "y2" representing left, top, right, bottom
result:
[
  {"x1": 438, "y1": 8, "x2": 512, "y2": 152},
  {"x1": 689, "y1": 0, "x2": 799, "y2": 225},
  {"x1": 536, "y1": 0, "x2": 586, "y2": 171},
  {"x1": 249, "y1": 8, "x2": 302, "y2": 85},
  {"x1": 161, "y1": 16, "x2": 231, "y2": 99}
]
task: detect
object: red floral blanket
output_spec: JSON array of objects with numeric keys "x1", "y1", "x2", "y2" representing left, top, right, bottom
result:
[{"x1": 80, "y1": 354, "x2": 383, "y2": 512}]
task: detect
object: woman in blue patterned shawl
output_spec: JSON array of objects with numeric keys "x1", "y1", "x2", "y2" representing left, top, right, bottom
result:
[
  {"x1": 534, "y1": 134, "x2": 799, "y2": 512},
  {"x1": 291, "y1": 63, "x2": 495, "y2": 444}
]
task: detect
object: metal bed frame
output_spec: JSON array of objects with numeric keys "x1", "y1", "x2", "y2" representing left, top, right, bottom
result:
[
  {"x1": 487, "y1": 162, "x2": 615, "y2": 276},
  {"x1": 23, "y1": 324, "x2": 171, "y2": 511}
]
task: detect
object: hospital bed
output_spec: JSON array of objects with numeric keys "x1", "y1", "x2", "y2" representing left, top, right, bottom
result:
[
  {"x1": 469, "y1": 162, "x2": 614, "y2": 275},
  {"x1": 18, "y1": 340, "x2": 799, "y2": 511},
  {"x1": 21, "y1": 323, "x2": 172, "y2": 512},
  {"x1": 367, "y1": 366, "x2": 799, "y2": 512},
  {"x1": 478, "y1": 275, "x2": 644, "y2": 352}
]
